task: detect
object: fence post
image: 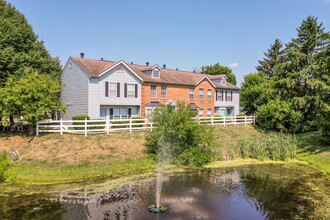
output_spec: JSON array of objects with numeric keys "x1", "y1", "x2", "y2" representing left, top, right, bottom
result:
[
  {"x1": 60, "y1": 118, "x2": 63, "y2": 135},
  {"x1": 36, "y1": 122, "x2": 39, "y2": 136},
  {"x1": 129, "y1": 117, "x2": 132, "y2": 133},
  {"x1": 106, "y1": 118, "x2": 109, "y2": 134},
  {"x1": 211, "y1": 116, "x2": 214, "y2": 126},
  {"x1": 85, "y1": 118, "x2": 87, "y2": 136},
  {"x1": 234, "y1": 115, "x2": 236, "y2": 125},
  {"x1": 245, "y1": 115, "x2": 247, "y2": 125},
  {"x1": 253, "y1": 115, "x2": 256, "y2": 125},
  {"x1": 223, "y1": 116, "x2": 226, "y2": 126},
  {"x1": 150, "y1": 122, "x2": 153, "y2": 131}
]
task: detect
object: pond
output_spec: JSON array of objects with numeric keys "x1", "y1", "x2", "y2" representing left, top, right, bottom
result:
[{"x1": 0, "y1": 162, "x2": 329, "y2": 219}]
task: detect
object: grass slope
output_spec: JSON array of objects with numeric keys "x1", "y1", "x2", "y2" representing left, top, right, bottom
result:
[
  {"x1": 296, "y1": 131, "x2": 330, "y2": 175},
  {"x1": 0, "y1": 125, "x2": 328, "y2": 183}
]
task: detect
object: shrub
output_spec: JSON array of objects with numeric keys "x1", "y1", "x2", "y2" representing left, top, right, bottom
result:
[
  {"x1": 132, "y1": 117, "x2": 145, "y2": 128},
  {"x1": 88, "y1": 120, "x2": 105, "y2": 130},
  {"x1": 145, "y1": 101, "x2": 215, "y2": 167},
  {"x1": 256, "y1": 99, "x2": 302, "y2": 133},
  {"x1": 0, "y1": 151, "x2": 11, "y2": 182},
  {"x1": 72, "y1": 115, "x2": 90, "y2": 130}
]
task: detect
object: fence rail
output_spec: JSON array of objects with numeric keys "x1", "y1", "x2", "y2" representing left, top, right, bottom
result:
[{"x1": 36, "y1": 115, "x2": 255, "y2": 136}]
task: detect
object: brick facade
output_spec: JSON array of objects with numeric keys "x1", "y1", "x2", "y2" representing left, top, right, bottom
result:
[{"x1": 141, "y1": 79, "x2": 214, "y2": 117}]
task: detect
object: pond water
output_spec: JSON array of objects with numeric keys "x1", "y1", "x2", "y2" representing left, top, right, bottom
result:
[{"x1": 0, "y1": 163, "x2": 329, "y2": 219}]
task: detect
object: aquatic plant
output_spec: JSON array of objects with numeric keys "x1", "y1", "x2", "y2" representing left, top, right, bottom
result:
[{"x1": 215, "y1": 131, "x2": 297, "y2": 161}]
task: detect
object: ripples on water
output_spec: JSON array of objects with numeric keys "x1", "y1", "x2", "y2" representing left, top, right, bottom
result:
[{"x1": 0, "y1": 163, "x2": 329, "y2": 219}]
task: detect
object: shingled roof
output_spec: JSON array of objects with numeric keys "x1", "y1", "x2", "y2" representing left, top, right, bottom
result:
[{"x1": 71, "y1": 57, "x2": 240, "y2": 90}]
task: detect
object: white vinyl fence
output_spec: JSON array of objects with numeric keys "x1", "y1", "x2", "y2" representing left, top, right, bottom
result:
[{"x1": 36, "y1": 115, "x2": 255, "y2": 136}]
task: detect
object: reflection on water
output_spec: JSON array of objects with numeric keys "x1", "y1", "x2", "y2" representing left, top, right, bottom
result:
[{"x1": 0, "y1": 163, "x2": 329, "y2": 219}]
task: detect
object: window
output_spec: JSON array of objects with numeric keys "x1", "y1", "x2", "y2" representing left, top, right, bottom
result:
[
  {"x1": 128, "y1": 83, "x2": 135, "y2": 98},
  {"x1": 199, "y1": 89, "x2": 204, "y2": 100},
  {"x1": 207, "y1": 109, "x2": 212, "y2": 117},
  {"x1": 114, "y1": 108, "x2": 121, "y2": 119},
  {"x1": 121, "y1": 108, "x2": 128, "y2": 119},
  {"x1": 100, "y1": 108, "x2": 106, "y2": 117},
  {"x1": 161, "y1": 86, "x2": 167, "y2": 99},
  {"x1": 217, "y1": 90, "x2": 222, "y2": 101},
  {"x1": 227, "y1": 94, "x2": 231, "y2": 101},
  {"x1": 151, "y1": 85, "x2": 157, "y2": 98},
  {"x1": 207, "y1": 89, "x2": 212, "y2": 100},
  {"x1": 221, "y1": 78, "x2": 226, "y2": 85},
  {"x1": 110, "y1": 82, "x2": 117, "y2": 97},
  {"x1": 190, "y1": 88, "x2": 194, "y2": 100},
  {"x1": 199, "y1": 109, "x2": 204, "y2": 117},
  {"x1": 152, "y1": 69, "x2": 160, "y2": 78},
  {"x1": 68, "y1": 61, "x2": 72, "y2": 69}
]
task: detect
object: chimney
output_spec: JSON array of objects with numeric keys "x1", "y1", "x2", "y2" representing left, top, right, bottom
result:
[
  {"x1": 131, "y1": 62, "x2": 133, "y2": 64},
  {"x1": 80, "y1": 52, "x2": 84, "y2": 58},
  {"x1": 101, "y1": 58, "x2": 103, "y2": 61},
  {"x1": 176, "y1": 68, "x2": 178, "y2": 71},
  {"x1": 146, "y1": 62, "x2": 149, "y2": 66},
  {"x1": 163, "y1": 64, "x2": 166, "y2": 69},
  {"x1": 193, "y1": 70, "x2": 196, "y2": 73}
]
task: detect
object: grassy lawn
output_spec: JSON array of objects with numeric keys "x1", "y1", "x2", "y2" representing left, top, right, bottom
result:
[{"x1": 295, "y1": 131, "x2": 330, "y2": 175}]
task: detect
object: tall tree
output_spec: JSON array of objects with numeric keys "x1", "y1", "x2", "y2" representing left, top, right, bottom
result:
[
  {"x1": 201, "y1": 63, "x2": 237, "y2": 85},
  {"x1": 1, "y1": 69, "x2": 66, "y2": 134},
  {"x1": 256, "y1": 39, "x2": 285, "y2": 77},
  {"x1": 0, "y1": 0, "x2": 61, "y2": 86}
]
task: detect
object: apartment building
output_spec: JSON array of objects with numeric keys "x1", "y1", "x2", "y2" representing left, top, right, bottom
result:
[{"x1": 60, "y1": 55, "x2": 240, "y2": 120}]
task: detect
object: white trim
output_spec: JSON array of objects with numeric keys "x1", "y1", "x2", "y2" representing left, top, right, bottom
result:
[
  {"x1": 165, "y1": 99, "x2": 176, "y2": 106},
  {"x1": 196, "y1": 75, "x2": 217, "y2": 88},
  {"x1": 98, "y1": 61, "x2": 143, "y2": 82}
]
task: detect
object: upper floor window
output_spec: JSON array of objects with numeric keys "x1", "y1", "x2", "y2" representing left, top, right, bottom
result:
[
  {"x1": 221, "y1": 78, "x2": 226, "y2": 85},
  {"x1": 110, "y1": 82, "x2": 117, "y2": 97},
  {"x1": 161, "y1": 86, "x2": 167, "y2": 99},
  {"x1": 152, "y1": 69, "x2": 160, "y2": 78},
  {"x1": 68, "y1": 61, "x2": 72, "y2": 69},
  {"x1": 151, "y1": 85, "x2": 157, "y2": 98},
  {"x1": 207, "y1": 89, "x2": 212, "y2": 100},
  {"x1": 227, "y1": 91, "x2": 233, "y2": 101},
  {"x1": 128, "y1": 83, "x2": 135, "y2": 98},
  {"x1": 216, "y1": 90, "x2": 222, "y2": 101},
  {"x1": 190, "y1": 88, "x2": 194, "y2": 100},
  {"x1": 199, "y1": 89, "x2": 204, "y2": 100}
]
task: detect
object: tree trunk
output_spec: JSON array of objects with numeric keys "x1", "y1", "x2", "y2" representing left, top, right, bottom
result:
[
  {"x1": 10, "y1": 115, "x2": 14, "y2": 123},
  {"x1": 0, "y1": 116, "x2": 2, "y2": 131}
]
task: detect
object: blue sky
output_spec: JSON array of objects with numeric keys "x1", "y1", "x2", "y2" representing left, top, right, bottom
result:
[{"x1": 7, "y1": 0, "x2": 330, "y2": 86}]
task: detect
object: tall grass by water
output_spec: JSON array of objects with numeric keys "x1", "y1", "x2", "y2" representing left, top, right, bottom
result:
[{"x1": 213, "y1": 130, "x2": 297, "y2": 161}]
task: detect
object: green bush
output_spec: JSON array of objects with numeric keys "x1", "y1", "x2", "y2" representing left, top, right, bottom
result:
[
  {"x1": 0, "y1": 151, "x2": 11, "y2": 182},
  {"x1": 256, "y1": 99, "x2": 302, "y2": 133},
  {"x1": 88, "y1": 120, "x2": 105, "y2": 130},
  {"x1": 132, "y1": 117, "x2": 144, "y2": 128},
  {"x1": 72, "y1": 115, "x2": 90, "y2": 130},
  {"x1": 111, "y1": 120, "x2": 129, "y2": 128},
  {"x1": 145, "y1": 101, "x2": 215, "y2": 167}
]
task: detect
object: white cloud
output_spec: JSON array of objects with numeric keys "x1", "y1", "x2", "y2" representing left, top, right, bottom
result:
[{"x1": 228, "y1": 62, "x2": 239, "y2": 68}]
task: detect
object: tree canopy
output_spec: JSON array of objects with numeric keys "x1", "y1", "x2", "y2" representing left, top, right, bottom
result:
[
  {"x1": 0, "y1": 0, "x2": 65, "y2": 131},
  {"x1": 0, "y1": 0, "x2": 61, "y2": 86},
  {"x1": 201, "y1": 63, "x2": 237, "y2": 85},
  {"x1": 241, "y1": 16, "x2": 329, "y2": 139}
]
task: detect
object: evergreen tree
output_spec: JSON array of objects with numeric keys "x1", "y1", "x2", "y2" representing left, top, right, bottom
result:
[
  {"x1": 256, "y1": 39, "x2": 285, "y2": 77},
  {"x1": 0, "y1": 0, "x2": 61, "y2": 86},
  {"x1": 201, "y1": 63, "x2": 237, "y2": 85}
]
